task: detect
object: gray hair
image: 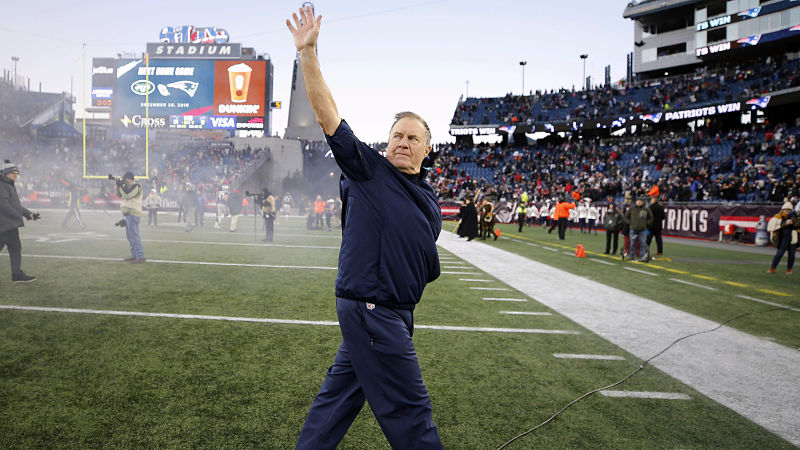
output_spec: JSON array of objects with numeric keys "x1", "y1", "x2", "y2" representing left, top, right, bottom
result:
[{"x1": 391, "y1": 111, "x2": 431, "y2": 147}]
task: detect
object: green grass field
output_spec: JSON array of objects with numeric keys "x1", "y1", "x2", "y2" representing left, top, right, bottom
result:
[{"x1": 0, "y1": 211, "x2": 796, "y2": 448}]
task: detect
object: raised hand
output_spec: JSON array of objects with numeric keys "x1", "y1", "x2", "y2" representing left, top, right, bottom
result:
[{"x1": 286, "y1": 5, "x2": 322, "y2": 52}]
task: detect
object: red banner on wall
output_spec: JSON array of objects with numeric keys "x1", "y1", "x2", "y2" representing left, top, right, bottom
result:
[{"x1": 441, "y1": 200, "x2": 781, "y2": 243}]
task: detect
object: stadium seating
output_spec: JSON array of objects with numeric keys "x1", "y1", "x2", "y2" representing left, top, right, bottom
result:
[
  {"x1": 431, "y1": 123, "x2": 800, "y2": 204},
  {"x1": 451, "y1": 57, "x2": 800, "y2": 127}
]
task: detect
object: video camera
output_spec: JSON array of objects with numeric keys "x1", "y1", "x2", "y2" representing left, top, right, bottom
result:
[
  {"x1": 108, "y1": 174, "x2": 124, "y2": 187},
  {"x1": 245, "y1": 190, "x2": 268, "y2": 204},
  {"x1": 246, "y1": 190, "x2": 274, "y2": 218}
]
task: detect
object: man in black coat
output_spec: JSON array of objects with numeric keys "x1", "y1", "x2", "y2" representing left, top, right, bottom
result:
[
  {"x1": 647, "y1": 195, "x2": 665, "y2": 255},
  {"x1": 603, "y1": 203, "x2": 623, "y2": 255},
  {"x1": 460, "y1": 197, "x2": 479, "y2": 241},
  {"x1": 0, "y1": 162, "x2": 38, "y2": 282}
]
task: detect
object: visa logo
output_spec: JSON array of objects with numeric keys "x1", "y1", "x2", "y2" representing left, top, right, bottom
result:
[{"x1": 210, "y1": 116, "x2": 236, "y2": 128}]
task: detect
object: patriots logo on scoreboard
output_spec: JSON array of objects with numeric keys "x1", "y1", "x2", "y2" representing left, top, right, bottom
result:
[
  {"x1": 736, "y1": 34, "x2": 761, "y2": 46},
  {"x1": 791, "y1": 24, "x2": 800, "y2": 32},
  {"x1": 737, "y1": 7, "x2": 761, "y2": 19},
  {"x1": 640, "y1": 112, "x2": 663, "y2": 124},
  {"x1": 498, "y1": 125, "x2": 516, "y2": 134},
  {"x1": 167, "y1": 81, "x2": 199, "y2": 97},
  {"x1": 746, "y1": 96, "x2": 771, "y2": 109}
]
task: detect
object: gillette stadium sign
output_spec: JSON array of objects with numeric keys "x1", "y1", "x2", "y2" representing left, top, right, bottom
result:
[{"x1": 147, "y1": 43, "x2": 241, "y2": 59}]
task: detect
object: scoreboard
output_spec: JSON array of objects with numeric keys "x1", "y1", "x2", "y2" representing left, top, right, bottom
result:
[{"x1": 93, "y1": 57, "x2": 269, "y2": 135}]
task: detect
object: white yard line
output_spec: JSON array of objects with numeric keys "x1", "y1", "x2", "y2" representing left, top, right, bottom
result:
[
  {"x1": 459, "y1": 278, "x2": 494, "y2": 283},
  {"x1": 483, "y1": 297, "x2": 528, "y2": 302},
  {"x1": 589, "y1": 258, "x2": 616, "y2": 266},
  {"x1": 470, "y1": 287, "x2": 511, "y2": 291},
  {"x1": 437, "y1": 231, "x2": 800, "y2": 445},
  {"x1": 23, "y1": 236, "x2": 339, "y2": 250},
  {"x1": 669, "y1": 278, "x2": 718, "y2": 291},
  {"x1": 736, "y1": 295, "x2": 800, "y2": 312},
  {"x1": 0, "y1": 305, "x2": 577, "y2": 335},
  {"x1": 553, "y1": 354, "x2": 625, "y2": 360},
  {"x1": 599, "y1": 390, "x2": 691, "y2": 400},
  {"x1": 25, "y1": 254, "x2": 337, "y2": 270},
  {"x1": 500, "y1": 311, "x2": 552, "y2": 316},
  {"x1": 624, "y1": 267, "x2": 658, "y2": 277}
]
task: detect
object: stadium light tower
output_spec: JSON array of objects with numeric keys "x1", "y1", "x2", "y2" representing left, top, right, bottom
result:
[
  {"x1": 579, "y1": 54, "x2": 588, "y2": 91},
  {"x1": 519, "y1": 61, "x2": 527, "y2": 95},
  {"x1": 11, "y1": 56, "x2": 19, "y2": 87}
]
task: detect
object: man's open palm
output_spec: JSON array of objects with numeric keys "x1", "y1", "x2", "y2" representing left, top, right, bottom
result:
[{"x1": 287, "y1": 5, "x2": 322, "y2": 52}]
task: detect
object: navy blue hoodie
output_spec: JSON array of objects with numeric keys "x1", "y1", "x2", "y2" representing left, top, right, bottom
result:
[{"x1": 327, "y1": 120, "x2": 441, "y2": 310}]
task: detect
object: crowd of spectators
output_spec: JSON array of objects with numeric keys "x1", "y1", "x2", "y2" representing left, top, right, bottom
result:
[
  {"x1": 452, "y1": 55, "x2": 800, "y2": 127},
  {"x1": 0, "y1": 128, "x2": 271, "y2": 208},
  {"x1": 429, "y1": 121, "x2": 800, "y2": 205}
]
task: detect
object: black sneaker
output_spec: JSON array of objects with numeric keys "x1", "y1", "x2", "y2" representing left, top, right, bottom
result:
[
  {"x1": 130, "y1": 258, "x2": 146, "y2": 264},
  {"x1": 12, "y1": 272, "x2": 36, "y2": 282},
  {"x1": 122, "y1": 257, "x2": 136, "y2": 262}
]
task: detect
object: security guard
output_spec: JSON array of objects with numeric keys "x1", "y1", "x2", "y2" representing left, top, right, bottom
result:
[{"x1": 517, "y1": 202, "x2": 528, "y2": 232}]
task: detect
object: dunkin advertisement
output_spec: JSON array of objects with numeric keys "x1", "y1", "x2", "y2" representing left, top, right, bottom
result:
[{"x1": 213, "y1": 60, "x2": 267, "y2": 117}]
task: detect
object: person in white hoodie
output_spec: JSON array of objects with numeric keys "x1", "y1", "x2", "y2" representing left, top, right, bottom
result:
[
  {"x1": 526, "y1": 202, "x2": 538, "y2": 228},
  {"x1": 577, "y1": 199, "x2": 588, "y2": 234},
  {"x1": 586, "y1": 200, "x2": 599, "y2": 235}
]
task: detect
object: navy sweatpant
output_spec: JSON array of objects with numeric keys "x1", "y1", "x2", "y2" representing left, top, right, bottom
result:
[{"x1": 296, "y1": 298, "x2": 442, "y2": 449}]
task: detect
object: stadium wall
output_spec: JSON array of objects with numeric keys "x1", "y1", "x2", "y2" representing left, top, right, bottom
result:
[{"x1": 441, "y1": 200, "x2": 778, "y2": 243}]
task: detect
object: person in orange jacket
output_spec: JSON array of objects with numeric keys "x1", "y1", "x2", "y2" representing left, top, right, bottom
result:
[
  {"x1": 547, "y1": 197, "x2": 576, "y2": 240},
  {"x1": 313, "y1": 195, "x2": 325, "y2": 229}
]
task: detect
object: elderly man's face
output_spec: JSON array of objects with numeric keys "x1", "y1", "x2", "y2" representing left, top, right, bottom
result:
[
  {"x1": 385, "y1": 117, "x2": 431, "y2": 175},
  {"x1": 7, "y1": 172, "x2": 19, "y2": 182}
]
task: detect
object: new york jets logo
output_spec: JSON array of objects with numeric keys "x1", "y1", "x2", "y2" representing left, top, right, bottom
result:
[{"x1": 131, "y1": 80, "x2": 155, "y2": 96}]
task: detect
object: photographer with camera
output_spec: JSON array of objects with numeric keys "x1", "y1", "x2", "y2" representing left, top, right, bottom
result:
[
  {"x1": 144, "y1": 188, "x2": 161, "y2": 227},
  {"x1": 112, "y1": 172, "x2": 145, "y2": 263},
  {"x1": 0, "y1": 161, "x2": 39, "y2": 282},
  {"x1": 261, "y1": 189, "x2": 276, "y2": 242},
  {"x1": 767, "y1": 202, "x2": 797, "y2": 275}
]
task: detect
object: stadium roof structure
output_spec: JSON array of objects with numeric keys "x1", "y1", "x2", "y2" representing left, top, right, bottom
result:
[{"x1": 623, "y1": 0, "x2": 700, "y2": 19}]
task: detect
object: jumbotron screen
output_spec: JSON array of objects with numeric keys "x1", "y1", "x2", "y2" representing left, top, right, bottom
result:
[{"x1": 110, "y1": 58, "x2": 268, "y2": 132}]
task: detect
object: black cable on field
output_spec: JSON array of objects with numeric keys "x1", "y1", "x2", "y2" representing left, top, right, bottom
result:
[{"x1": 497, "y1": 305, "x2": 797, "y2": 449}]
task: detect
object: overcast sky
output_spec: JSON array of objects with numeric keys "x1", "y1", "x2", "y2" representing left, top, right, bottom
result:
[{"x1": 1, "y1": 0, "x2": 633, "y2": 143}]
